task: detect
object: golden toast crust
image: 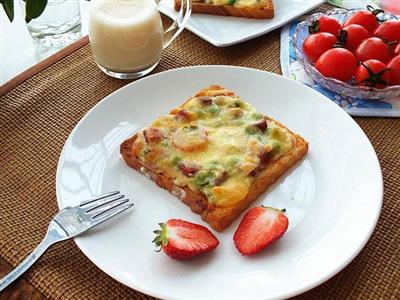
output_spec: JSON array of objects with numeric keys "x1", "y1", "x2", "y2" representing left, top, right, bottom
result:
[
  {"x1": 120, "y1": 86, "x2": 308, "y2": 231},
  {"x1": 175, "y1": 0, "x2": 274, "y2": 19}
]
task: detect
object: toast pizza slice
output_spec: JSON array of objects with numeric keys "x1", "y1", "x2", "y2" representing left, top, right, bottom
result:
[
  {"x1": 175, "y1": 0, "x2": 274, "y2": 19},
  {"x1": 120, "y1": 85, "x2": 308, "y2": 231}
]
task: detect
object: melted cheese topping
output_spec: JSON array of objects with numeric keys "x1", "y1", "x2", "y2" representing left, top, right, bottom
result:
[{"x1": 133, "y1": 88, "x2": 294, "y2": 206}]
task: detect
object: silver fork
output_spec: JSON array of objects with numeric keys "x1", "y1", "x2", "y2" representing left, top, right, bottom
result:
[{"x1": 0, "y1": 191, "x2": 133, "y2": 292}]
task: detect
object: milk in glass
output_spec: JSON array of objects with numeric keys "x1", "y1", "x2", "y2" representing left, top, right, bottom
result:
[{"x1": 89, "y1": 0, "x2": 163, "y2": 74}]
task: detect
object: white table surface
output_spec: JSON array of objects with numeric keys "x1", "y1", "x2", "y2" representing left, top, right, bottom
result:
[{"x1": 1, "y1": 0, "x2": 90, "y2": 85}]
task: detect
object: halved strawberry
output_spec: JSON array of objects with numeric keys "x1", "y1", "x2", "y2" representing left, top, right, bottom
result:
[
  {"x1": 233, "y1": 206, "x2": 288, "y2": 256},
  {"x1": 153, "y1": 219, "x2": 219, "y2": 260}
]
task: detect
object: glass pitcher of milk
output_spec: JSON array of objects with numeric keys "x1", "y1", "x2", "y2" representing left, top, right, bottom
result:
[{"x1": 89, "y1": 0, "x2": 191, "y2": 79}]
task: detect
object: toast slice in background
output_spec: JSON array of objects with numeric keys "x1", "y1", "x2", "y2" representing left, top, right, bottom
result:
[
  {"x1": 120, "y1": 85, "x2": 308, "y2": 231},
  {"x1": 175, "y1": 0, "x2": 274, "y2": 19}
]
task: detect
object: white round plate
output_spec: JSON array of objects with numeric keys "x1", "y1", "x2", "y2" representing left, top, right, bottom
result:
[
  {"x1": 158, "y1": 0, "x2": 325, "y2": 47},
  {"x1": 56, "y1": 66, "x2": 382, "y2": 300}
]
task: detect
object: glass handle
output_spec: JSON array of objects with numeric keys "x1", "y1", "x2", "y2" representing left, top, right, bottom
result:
[{"x1": 160, "y1": 0, "x2": 192, "y2": 49}]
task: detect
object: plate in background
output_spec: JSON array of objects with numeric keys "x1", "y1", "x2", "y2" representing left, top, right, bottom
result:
[{"x1": 159, "y1": 0, "x2": 326, "y2": 46}]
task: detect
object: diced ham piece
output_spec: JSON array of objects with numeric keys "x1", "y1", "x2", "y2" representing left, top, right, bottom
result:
[
  {"x1": 143, "y1": 127, "x2": 163, "y2": 143},
  {"x1": 178, "y1": 163, "x2": 200, "y2": 177},
  {"x1": 174, "y1": 109, "x2": 193, "y2": 122},
  {"x1": 253, "y1": 118, "x2": 268, "y2": 132},
  {"x1": 198, "y1": 96, "x2": 213, "y2": 106},
  {"x1": 213, "y1": 171, "x2": 228, "y2": 186},
  {"x1": 249, "y1": 146, "x2": 273, "y2": 176}
]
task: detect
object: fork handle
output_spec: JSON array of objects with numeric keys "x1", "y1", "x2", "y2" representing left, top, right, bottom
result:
[{"x1": 0, "y1": 232, "x2": 57, "y2": 292}]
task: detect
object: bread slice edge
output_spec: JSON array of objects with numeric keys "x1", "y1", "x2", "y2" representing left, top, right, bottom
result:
[{"x1": 175, "y1": 0, "x2": 274, "y2": 19}]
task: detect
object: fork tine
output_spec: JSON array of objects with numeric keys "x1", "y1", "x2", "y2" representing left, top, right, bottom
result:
[
  {"x1": 91, "y1": 202, "x2": 134, "y2": 226},
  {"x1": 90, "y1": 198, "x2": 131, "y2": 219},
  {"x1": 80, "y1": 191, "x2": 120, "y2": 207},
  {"x1": 84, "y1": 194, "x2": 125, "y2": 213}
]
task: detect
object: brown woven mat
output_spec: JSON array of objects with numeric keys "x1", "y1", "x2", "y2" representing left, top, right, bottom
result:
[
  {"x1": 1, "y1": 4, "x2": 399, "y2": 300},
  {"x1": 0, "y1": 36, "x2": 89, "y2": 96}
]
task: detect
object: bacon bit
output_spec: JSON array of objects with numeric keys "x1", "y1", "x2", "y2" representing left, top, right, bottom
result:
[
  {"x1": 243, "y1": 143, "x2": 273, "y2": 177},
  {"x1": 198, "y1": 96, "x2": 213, "y2": 106},
  {"x1": 259, "y1": 151, "x2": 270, "y2": 165},
  {"x1": 174, "y1": 109, "x2": 192, "y2": 122},
  {"x1": 255, "y1": 149, "x2": 272, "y2": 173},
  {"x1": 213, "y1": 171, "x2": 228, "y2": 186},
  {"x1": 178, "y1": 163, "x2": 200, "y2": 177},
  {"x1": 253, "y1": 118, "x2": 268, "y2": 132},
  {"x1": 143, "y1": 127, "x2": 163, "y2": 143},
  {"x1": 249, "y1": 169, "x2": 257, "y2": 177},
  {"x1": 143, "y1": 130, "x2": 149, "y2": 143},
  {"x1": 195, "y1": 199, "x2": 207, "y2": 210}
]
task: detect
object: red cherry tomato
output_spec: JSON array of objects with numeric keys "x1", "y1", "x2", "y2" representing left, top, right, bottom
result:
[
  {"x1": 355, "y1": 37, "x2": 393, "y2": 62},
  {"x1": 386, "y1": 55, "x2": 400, "y2": 86},
  {"x1": 316, "y1": 48, "x2": 357, "y2": 82},
  {"x1": 395, "y1": 44, "x2": 400, "y2": 56},
  {"x1": 309, "y1": 15, "x2": 342, "y2": 36},
  {"x1": 355, "y1": 59, "x2": 390, "y2": 88},
  {"x1": 374, "y1": 20, "x2": 400, "y2": 43},
  {"x1": 303, "y1": 32, "x2": 337, "y2": 63},
  {"x1": 341, "y1": 24, "x2": 371, "y2": 51},
  {"x1": 343, "y1": 9, "x2": 380, "y2": 33}
]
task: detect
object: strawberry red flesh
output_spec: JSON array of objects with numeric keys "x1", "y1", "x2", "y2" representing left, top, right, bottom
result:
[
  {"x1": 233, "y1": 206, "x2": 288, "y2": 256},
  {"x1": 153, "y1": 219, "x2": 219, "y2": 260}
]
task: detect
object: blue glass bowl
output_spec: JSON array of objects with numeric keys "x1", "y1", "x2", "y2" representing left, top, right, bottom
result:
[{"x1": 293, "y1": 8, "x2": 400, "y2": 100}]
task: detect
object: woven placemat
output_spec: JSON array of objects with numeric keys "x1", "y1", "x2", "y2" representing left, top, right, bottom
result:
[{"x1": 1, "y1": 5, "x2": 399, "y2": 300}]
